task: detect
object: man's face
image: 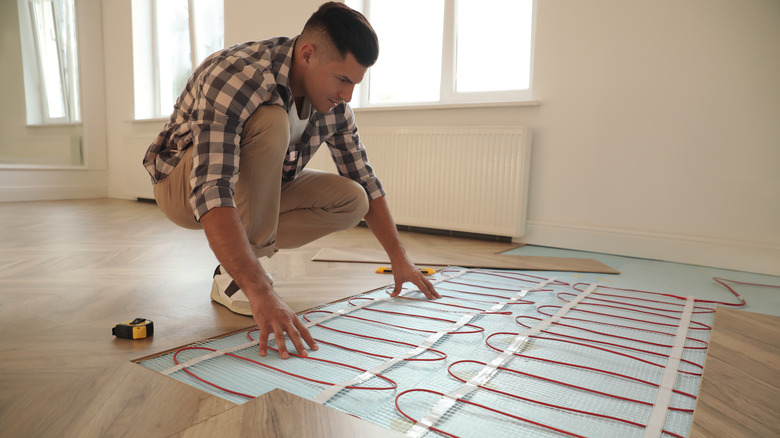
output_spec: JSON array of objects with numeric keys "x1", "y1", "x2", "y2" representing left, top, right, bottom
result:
[{"x1": 302, "y1": 51, "x2": 367, "y2": 114}]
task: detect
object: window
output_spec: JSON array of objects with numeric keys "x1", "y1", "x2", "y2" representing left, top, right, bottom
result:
[
  {"x1": 132, "y1": 0, "x2": 224, "y2": 119},
  {"x1": 17, "y1": 0, "x2": 81, "y2": 124},
  {"x1": 346, "y1": 0, "x2": 535, "y2": 108}
]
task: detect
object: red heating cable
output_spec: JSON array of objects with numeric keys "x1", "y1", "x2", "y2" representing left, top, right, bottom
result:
[
  {"x1": 515, "y1": 315, "x2": 708, "y2": 350},
  {"x1": 438, "y1": 268, "x2": 571, "y2": 287},
  {"x1": 172, "y1": 343, "x2": 397, "y2": 400},
  {"x1": 537, "y1": 305, "x2": 713, "y2": 331},
  {"x1": 516, "y1": 315, "x2": 708, "y2": 354},
  {"x1": 489, "y1": 330, "x2": 702, "y2": 376},
  {"x1": 349, "y1": 295, "x2": 520, "y2": 316},
  {"x1": 558, "y1": 291, "x2": 716, "y2": 314},
  {"x1": 448, "y1": 359, "x2": 694, "y2": 413},
  {"x1": 485, "y1": 331, "x2": 704, "y2": 389},
  {"x1": 446, "y1": 360, "x2": 688, "y2": 437},
  {"x1": 395, "y1": 388, "x2": 587, "y2": 438},
  {"x1": 264, "y1": 323, "x2": 447, "y2": 362},
  {"x1": 569, "y1": 276, "x2": 776, "y2": 308},
  {"x1": 302, "y1": 309, "x2": 485, "y2": 335}
]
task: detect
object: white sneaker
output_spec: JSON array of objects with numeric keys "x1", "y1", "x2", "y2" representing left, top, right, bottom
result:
[{"x1": 210, "y1": 265, "x2": 273, "y2": 316}]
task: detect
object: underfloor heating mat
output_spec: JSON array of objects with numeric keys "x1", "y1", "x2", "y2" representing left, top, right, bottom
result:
[{"x1": 137, "y1": 268, "x2": 749, "y2": 438}]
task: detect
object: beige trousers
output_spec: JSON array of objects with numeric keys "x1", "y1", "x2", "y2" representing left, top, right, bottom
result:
[{"x1": 153, "y1": 105, "x2": 369, "y2": 258}]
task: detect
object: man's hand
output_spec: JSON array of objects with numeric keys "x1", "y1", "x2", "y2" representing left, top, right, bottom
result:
[
  {"x1": 388, "y1": 257, "x2": 440, "y2": 299},
  {"x1": 200, "y1": 206, "x2": 317, "y2": 359},
  {"x1": 363, "y1": 196, "x2": 440, "y2": 300},
  {"x1": 248, "y1": 285, "x2": 318, "y2": 359}
]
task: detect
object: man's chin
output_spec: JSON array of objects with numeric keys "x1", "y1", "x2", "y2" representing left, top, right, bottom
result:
[{"x1": 314, "y1": 105, "x2": 336, "y2": 114}]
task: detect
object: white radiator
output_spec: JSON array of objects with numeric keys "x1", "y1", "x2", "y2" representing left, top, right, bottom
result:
[{"x1": 359, "y1": 126, "x2": 532, "y2": 238}]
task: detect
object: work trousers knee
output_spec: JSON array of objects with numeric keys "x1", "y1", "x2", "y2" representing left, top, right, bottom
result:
[{"x1": 153, "y1": 105, "x2": 370, "y2": 258}]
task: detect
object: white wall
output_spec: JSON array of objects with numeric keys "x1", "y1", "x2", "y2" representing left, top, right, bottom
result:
[
  {"x1": 522, "y1": 1, "x2": 780, "y2": 276},
  {"x1": 19, "y1": 0, "x2": 779, "y2": 275},
  {"x1": 224, "y1": 0, "x2": 323, "y2": 45}
]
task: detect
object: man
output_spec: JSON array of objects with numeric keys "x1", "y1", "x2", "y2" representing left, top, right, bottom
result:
[{"x1": 143, "y1": 2, "x2": 439, "y2": 359}]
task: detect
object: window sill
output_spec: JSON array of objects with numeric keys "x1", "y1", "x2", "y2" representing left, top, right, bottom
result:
[
  {"x1": 353, "y1": 100, "x2": 540, "y2": 113},
  {"x1": 0, "y1": 163, "x2": 87, "y2": 170},
  {"x1": 132, "y1": 117, "x2": 169, "y2": 124},
  {"x1": 26, "y1": 122, "x2": 82, "y2": 128}
]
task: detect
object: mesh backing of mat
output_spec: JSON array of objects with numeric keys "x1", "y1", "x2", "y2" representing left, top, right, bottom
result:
[{"x1": 138, "y1": 268, "x2": 715, "y2": 437}]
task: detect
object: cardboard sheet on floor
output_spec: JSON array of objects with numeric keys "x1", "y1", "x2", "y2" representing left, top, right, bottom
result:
[{"x1": 311, "y1": 247, "x2": 619, "y2": 274}]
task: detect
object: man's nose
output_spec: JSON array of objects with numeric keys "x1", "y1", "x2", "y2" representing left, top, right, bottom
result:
[{"x1": 338, "y1": 84, "x2": 354, "y2": 103}]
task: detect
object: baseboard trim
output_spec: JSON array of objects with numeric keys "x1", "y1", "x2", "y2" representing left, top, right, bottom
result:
[
  {"x1": 522, "y1": 220, "x2": 780, "y2": 276},
  {"x1": 0, "y1": 186, "x2": 108, "y2": 202}
]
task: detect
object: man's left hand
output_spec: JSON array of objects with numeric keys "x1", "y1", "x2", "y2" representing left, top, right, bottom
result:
[{"x1": 388, "y1": 257, "x2": 440, "y2": 299}]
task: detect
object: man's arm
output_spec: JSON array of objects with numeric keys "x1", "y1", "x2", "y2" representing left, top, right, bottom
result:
[
  {"x1": 363, "y1": 196, "x2": 440, "y2": 299},
  {"x1": 199, "y1": 206, "x2": 318, "y2": 359}
]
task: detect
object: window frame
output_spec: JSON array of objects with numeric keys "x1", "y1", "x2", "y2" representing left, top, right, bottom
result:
[
  {"x1": 17, "y1": 0, "x2": 82, "y2": 125},
  {"x1": 131, "y1": 0, "x2": 224, "y2": 120},
  {"x1": 347, "y1": 0, "x2": 536, "y2": 109}
]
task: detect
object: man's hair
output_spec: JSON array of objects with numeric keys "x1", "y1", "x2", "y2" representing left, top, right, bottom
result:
[{"x1": 302, "y1": 2, "x2": 379, "y2": 67}]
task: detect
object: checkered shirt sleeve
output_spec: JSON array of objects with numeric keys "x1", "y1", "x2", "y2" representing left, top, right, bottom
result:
[{"x1": 322, "y1": 106, "x2": 385, "y2": 201}]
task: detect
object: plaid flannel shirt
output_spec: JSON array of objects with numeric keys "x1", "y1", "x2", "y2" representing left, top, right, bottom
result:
[{"x1": 142, "y1": 36, "x2": 384, "y2": 221}]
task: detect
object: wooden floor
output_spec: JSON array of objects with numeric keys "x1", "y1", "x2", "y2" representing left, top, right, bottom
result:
[{"x1": 1, "y1": 199, "x2": 777, "y2": 437}]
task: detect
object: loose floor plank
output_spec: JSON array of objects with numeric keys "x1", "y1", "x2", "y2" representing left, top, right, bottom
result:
[
  {"x1": 690, "y1": 307, "x2": 780, "y2": 437},
  {"x1": 312, "y1": 246, "x2": 620, "y2": 273}
]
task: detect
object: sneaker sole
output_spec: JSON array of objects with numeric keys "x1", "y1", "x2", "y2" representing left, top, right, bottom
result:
[{"x1": 210, "y1": 281, "x2": 253, "y2": 316}]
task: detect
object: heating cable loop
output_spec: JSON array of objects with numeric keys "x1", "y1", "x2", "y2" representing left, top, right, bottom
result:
[
  {"x1": 312, "y1": 273, "x2": 554, "y2": 406},
  {"x1": 642, "y1": 296, "x2": 695, "y2": 438},
  {"x1": 404, "y1": 278, "x2": 573, "y2": 438},
  {"x1": 161, "y1": 339, "x2": 259, "y2": 376}
]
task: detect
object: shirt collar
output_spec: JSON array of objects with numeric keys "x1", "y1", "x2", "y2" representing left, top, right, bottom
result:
[{"x1": 272, "y1": 36, "x2": 299, "y2": 109}]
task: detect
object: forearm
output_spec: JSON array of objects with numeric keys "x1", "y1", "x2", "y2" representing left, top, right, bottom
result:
[
  {"x1": 363, "y1": 196, "x2": 408, "y2": 263},
  {"x1": 198, "y1": 206, "x2": 271, "y2": 299}
]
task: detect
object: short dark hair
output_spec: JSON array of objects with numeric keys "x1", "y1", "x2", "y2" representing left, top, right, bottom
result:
[{"x1": 303, "y1": 2, "x2": 379, "y2": 67}]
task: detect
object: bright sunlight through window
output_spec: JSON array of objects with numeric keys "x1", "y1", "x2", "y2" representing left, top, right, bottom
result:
[
  {"x1": 347, "y1": 0, "x2": 535, "y2": 108},
  {"x1": 132, "y1": 0, "x2": 224, "y2": 119},
  {"x1": 18, "y1": 0, "x2": 81, "y2": 124}
]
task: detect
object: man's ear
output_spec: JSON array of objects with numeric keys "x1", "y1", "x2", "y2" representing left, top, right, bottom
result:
[{"x1": 298, "y1": 42, "x2": 316, "y2": 65}]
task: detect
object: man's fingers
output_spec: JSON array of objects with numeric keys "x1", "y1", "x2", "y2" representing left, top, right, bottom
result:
[
  {"x1": 295, "y1": 319, "x2": 319, "y2": 351},
  {"x1": 284, "y1": 321, "x2": 310, "y2": 358},
  {"x1": 424, "y1": 277, "x2": 441, "y2": 299},
  {"x1": 273, "y1": 327, "x2": 290, "y2": 359},
  {"x1": 417, "y1": 276, "x2": 440, "y2": 299},
  {"x1": 257, "y1": 329, "x2": 270, "y2": 357}
]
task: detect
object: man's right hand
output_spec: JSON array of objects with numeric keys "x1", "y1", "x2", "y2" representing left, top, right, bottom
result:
[
  {"x1": 200, "y1": 206, "x2": 318, "y2": 359},
  {"x1": 248, "y1": 283, "x2": 318, "y2": 359}
]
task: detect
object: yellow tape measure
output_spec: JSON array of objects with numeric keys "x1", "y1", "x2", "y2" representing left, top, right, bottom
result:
[
  {"x1": 376, "y1": 267, "x2": 436, "y2": 275},
  {"x1": 112, "y1": 318, "x2": 154, "y2": 340}
]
